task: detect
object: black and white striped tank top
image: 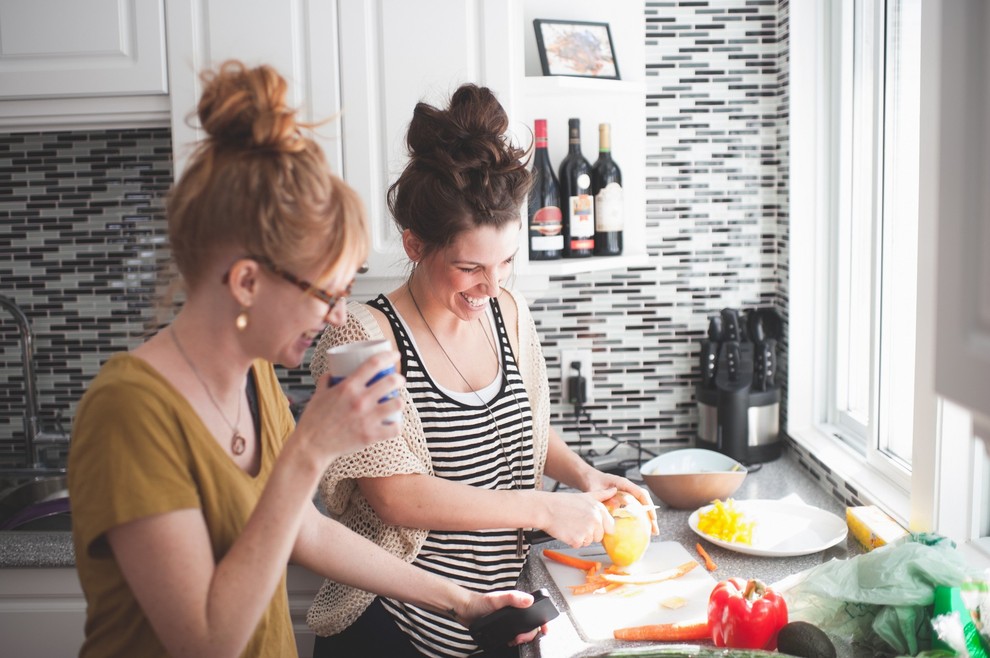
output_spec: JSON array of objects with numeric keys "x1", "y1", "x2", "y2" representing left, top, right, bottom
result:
[{"x1": 370, "y1": 294, "x2": 537, "y2": 658}]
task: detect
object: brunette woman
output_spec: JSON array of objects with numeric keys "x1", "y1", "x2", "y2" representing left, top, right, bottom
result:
[{"x1": 309, "y1": 83, "x2": 656, "y2": 658}]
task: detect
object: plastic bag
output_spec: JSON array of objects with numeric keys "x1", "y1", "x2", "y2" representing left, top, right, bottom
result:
[{"x1": 782, "y1": 534, "x2": 977, "y2": 656}]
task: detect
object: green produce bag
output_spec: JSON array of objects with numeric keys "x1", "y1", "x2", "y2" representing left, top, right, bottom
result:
[{"x1": 782, "y1": 534, "x2": 977, "y2": 656}]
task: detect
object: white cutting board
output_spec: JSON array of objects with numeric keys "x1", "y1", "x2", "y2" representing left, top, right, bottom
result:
[{"x1": 540, "y1": 541, "x2": 717, "y2": 642}]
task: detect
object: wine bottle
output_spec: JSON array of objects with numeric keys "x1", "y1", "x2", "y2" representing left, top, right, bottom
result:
[
  {"x1": 592, "y1": 123, "x2": 623, "y2": 256},
  {"x1": 527, "y1": 119, "x2": 563, "y2": 260},
  {"x1": 558, "y1": 118, "x2": 595, "y2": 258}
]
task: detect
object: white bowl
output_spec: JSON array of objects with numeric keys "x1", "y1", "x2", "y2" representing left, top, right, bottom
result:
[{"x1": 639, "y1": 449, "x2": 747, "y2": 510}]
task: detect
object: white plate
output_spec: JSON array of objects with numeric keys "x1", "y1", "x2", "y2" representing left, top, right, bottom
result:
[{"x1": 688, "y1": 499, "x2": 848, "y2": 557}]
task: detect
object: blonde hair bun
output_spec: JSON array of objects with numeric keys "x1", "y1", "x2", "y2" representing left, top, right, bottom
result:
[
  {"x1": 196, "y1": 60, "x2": 304, "y2": 154},
  {"x1": 166, "y1": 59, "x2": 368, "y2": 289}
]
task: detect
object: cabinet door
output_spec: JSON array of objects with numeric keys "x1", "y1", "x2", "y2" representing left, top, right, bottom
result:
[
  {"x1": 165, "y1": 0, "x2": 341, "y2": 178},
  {"x1": 0, "y1": 0, "x2": 168, "y2": 99},
  {"x1": 0, "y1": 568, "x2": 85, "y2": 656},
  {"x1": 337, "y1": 0, "x2": 516, "y2": 280},
  {"x1": 287, "y1": 565, "x2": 324, "y2": 658}
]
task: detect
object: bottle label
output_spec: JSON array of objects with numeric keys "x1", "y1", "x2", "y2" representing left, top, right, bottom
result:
[
  {"x1": 531, "y1": 234, "x2": 564, "y2": 251},
  {"x1": 595, "y1": 182, "x2": 624, "y2": 231},
  {"x1": 568, "y1": 194, "x2": 595, "y2": 250},
  {"x1": 530, "y1": 206, "x2": 563, "y2": 250}
]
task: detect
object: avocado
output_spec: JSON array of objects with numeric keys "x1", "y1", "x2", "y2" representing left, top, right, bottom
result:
[{"x1": 777, "y1": 621, "x2": 837, "y2": 658}]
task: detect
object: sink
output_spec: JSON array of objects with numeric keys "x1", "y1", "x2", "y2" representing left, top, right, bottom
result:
[{"x1": 0, "y1": 473, "x2": 71, "y2": 531}]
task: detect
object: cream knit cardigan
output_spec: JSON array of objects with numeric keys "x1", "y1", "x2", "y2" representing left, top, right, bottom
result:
[{"x1": 305, "y1": 288, "x2": 550, "y2": 637}]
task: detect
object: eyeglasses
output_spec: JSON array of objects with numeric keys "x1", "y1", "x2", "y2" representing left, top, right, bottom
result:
[{"x1": 223, "y1": 256, "x2": 354, "y2": 316}]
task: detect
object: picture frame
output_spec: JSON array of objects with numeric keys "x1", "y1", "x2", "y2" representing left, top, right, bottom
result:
[{"x1": 533, "y1": 19, "x2": 620, "y2": 80}]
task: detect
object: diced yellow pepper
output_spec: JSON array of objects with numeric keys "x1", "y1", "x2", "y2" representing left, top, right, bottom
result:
[{"x1": 697, "y1": 498, "x2": 755, "y2": 545}]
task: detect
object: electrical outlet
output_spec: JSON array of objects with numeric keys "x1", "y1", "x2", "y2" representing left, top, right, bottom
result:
[{"x1": 561, "y1": 349, "x2": 594, "y2": 405}]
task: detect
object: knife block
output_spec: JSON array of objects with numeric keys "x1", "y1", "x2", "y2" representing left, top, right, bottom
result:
[{"x1": 695, "y1": 309, "x2": 783, "y2": 464}]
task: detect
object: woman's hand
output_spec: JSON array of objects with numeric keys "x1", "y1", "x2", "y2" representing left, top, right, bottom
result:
[
  {"x1": 294, "y1": 350, "x2": 404, "y2": 462},
  {"x1": 538, "y1": 488, "x2": 617, "y2": 548},
  {"x1": 458, "y1": 590, "x2": 546, "y2": 647},
  {"x1": 583, "y1": 472, "x2": 659, "y2": 534}
]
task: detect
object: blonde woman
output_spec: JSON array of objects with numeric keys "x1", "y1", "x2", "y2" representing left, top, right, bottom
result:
[{"x1": 68, "y1": 62, "x2": 540, "y2": 658}]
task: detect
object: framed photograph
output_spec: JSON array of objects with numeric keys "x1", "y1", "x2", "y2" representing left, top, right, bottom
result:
[{"x1": 533, "y1": 19, "x2": 620, "y2": 80}]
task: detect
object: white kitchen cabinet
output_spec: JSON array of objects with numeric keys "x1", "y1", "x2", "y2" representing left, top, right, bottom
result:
[
  {"x1": 287, "y1": 564, "x2": 324, "y2": 657},
  {"x1": 165, "y1": 0, "x2": 342, "y2": 179},
  {"x1": 336, "y1": 0, "x2": 516, "y2": 282},
  {"x1": 0, "y1": 564, "x2": 325, "y2": 656},
  {"x1": 0, "y1": 568, "x2": 85, "y2": 656},
  {"x1": 0, "y1": 0, "x2": 170, "y2": 130},
  {"x1": 931, "y1": 0, "x2": 990, "y2": 437}
]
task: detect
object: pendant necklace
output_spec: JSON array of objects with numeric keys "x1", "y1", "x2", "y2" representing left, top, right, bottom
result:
[
  {"x1": 170, "y1": 327, "x2": 248, "y2": 456},
  {"x1": 407, "y1": 283, "x2": 526, "y2": 556}
]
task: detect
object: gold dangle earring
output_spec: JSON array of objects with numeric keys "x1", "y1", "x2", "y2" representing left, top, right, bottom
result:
[{"x1": 235, "y1": 307, "x2": 249, "y2": 331}]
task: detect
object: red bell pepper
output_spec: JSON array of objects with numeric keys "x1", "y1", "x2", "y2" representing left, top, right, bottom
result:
[{"x1": 707, "y1": 577, "x2": 788, "y2": 650}]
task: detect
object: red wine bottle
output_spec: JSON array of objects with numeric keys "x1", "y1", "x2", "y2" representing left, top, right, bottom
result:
[
  {"x1": 558, "y1": 118, "x2": 595, "y2": 258},
  {"x1": 527, "y1": 119, "x2": 563, "y2": 260},
  {"x1": 592, "y1": 123, "x2": 623, "y2": 256}
]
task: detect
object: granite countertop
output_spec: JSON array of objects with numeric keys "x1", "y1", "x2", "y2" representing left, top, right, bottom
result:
[
  {"x1": 1, "y1": 449, "x2": 865, "y2": 655},
  {"x1": 0, "y1": 530, "x2": 74, "y2": 568},
  {"x1": 518, "y1": 451, "x2": 865, "y2": 658},
  {"x1": 0, "y1": 450, "x2": 843, "y2": 574}
]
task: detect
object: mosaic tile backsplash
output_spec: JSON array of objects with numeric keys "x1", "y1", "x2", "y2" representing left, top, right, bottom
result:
[
  {"x1": 0, "y1": 129, "x2": 174, "y2": 465},
  {"x1": 540, "y1": 0, "x2": 790, "y2": 455},
  {"x1": 0, "y1": 0, "x2": 790, "y2": 467}
]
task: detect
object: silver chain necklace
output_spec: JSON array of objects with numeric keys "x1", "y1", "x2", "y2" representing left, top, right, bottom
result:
[
  {"x1": 406, "y1": 283, "x2": 526, "y2": 556},
  {"x1": 170, "y1": 327, "x2": 247, "y2": 456}
]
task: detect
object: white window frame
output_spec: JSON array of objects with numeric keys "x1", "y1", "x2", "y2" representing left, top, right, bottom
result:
[
  {"x1": 790, "y1": 0, "x2": 987, "y2": 562},
  {"x1": 830, "y1": 0, "x2": 878, "y2": 448},
  {"x1": 832, "y1": 0, "x2": 922, "y2": 487},
  {"x1": 790, "y1": 0, "x2": 913, "y2": 518}
]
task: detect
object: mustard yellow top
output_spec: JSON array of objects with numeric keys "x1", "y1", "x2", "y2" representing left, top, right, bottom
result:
[{"x1": 68, "y1": 353, "x2": 297, "y2": 658}]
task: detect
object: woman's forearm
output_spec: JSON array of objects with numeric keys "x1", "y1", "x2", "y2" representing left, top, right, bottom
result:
[
  {"x1": 356, "y1": 473, "x2": 548, "y2": 531},
  {"x1": 542, "y1": 427, "x2": 597, "y2": 491},
  {"x1": 292, "y1": 504, "x2": 474, "y2": 620}
]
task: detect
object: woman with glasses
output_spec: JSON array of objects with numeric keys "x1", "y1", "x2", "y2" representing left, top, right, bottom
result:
[
  {"x1": 67, "y1": 61, "x2": 541, "y2": 658},
  {"x1": 308, "y1": 83, "x2": 656, "y2": 658}
]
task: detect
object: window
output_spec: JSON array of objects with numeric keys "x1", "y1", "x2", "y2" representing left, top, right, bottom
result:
[
  {"x1": 829, "y1": 0, "x2": 920, "y2": 483},
  {"x1": 791, "y1": 0, "x2": 987, "y2": 557},
  {"x1": 787, "y1": 0, "x2": 923, "y2": 523}
]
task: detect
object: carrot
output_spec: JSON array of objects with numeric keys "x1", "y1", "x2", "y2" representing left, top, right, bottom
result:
[
  {"x1": 601, "y1": 560, "x2": 698, "y2": 584},
  {"x1": 542, "y1": 548, "x2": 601, "y2": 572},
  {"x1": 570, "y1": 581, "x2": 604, "y2": 595},
  {"x1": 614, "y1": 619, "x2": 710, "y2": 642},
  {"x1": 570, "y1": 575, "x2": 622, "y2": 595},
  {"x1": 696, "y1": 542, "x2": 717, "y2": 571}
]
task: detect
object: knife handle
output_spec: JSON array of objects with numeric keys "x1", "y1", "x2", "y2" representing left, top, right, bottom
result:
[
  {"x1": 763, "y1": 338, "x2": 777, "y2": 389},
  {"x1": 707, "y1": 315, "x2": 723, "y2": 342},
  {"x1": 700, "y1": 340, "x2": 718, "y2": 388},
  {"x1": 721, "y1": 308, "x2": 741, "y2": 343}
]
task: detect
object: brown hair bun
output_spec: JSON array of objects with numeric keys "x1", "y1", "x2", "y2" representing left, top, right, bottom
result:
[{"x1": 388, "y1": 83, "x2": 531, "y2": 253}]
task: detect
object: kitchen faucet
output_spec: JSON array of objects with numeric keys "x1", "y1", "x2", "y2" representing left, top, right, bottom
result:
[{"x1": 0, "y1": 294, "x2": 68, "y2": 469}]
